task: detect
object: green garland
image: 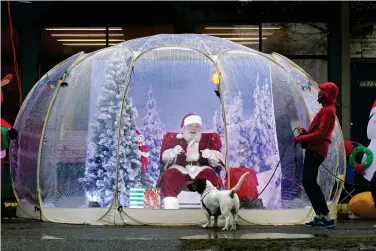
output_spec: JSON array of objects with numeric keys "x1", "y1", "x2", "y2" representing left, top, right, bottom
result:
[
  {"x1": 1, "y1": 127, "x2": 10, "y2": 150},
  {"x1": 349, "y1": 145, "x2": 373, "y2": 172}
]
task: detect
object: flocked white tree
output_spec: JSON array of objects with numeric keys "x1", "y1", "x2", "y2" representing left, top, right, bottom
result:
[
  {"x1": 212, "y1": 74, "x2": 278, "y2": 173},
  {"x1": 116, "y1": 96, "x2": 143, "y2": 207},
  {"x1": 212, "y1": 72, "x2": 281, "y2": 208},
  {"x1": 246, "y1": 74, "x2": 279, "y2": 173},
  {"x1": 84, "y1": 51, "x2": 142, "y2": 207},
  {"x1": 213, "y1": 109, "x2": 225, "y2": 141},
  {"x1": 141, "y1": 85, "x2": 166, "y2": 187},
  {"x1": 213, "y1": 90, "x2": 251, "y2": 167}
]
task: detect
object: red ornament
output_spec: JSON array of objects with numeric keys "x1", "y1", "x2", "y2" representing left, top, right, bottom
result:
[{"x1": 353, "y1": 163, "x2": 365, "y2": 175}]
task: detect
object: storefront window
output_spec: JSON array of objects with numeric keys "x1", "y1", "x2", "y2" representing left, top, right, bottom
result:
[
  {"x1": 291, "y1": 59, "x2": 328, "y2": 84},
  {"x1": 262, "y1": 23, "x2": 328, "y2": 55},
  {"x1": 196, "y1": 24, "x2": 261, "y2": 50},
  {"x1": 121, "y1": 24, "x2": 174, "y2": 40},
  {"x1": 41, "y1": 25, "x2": 174, "y2": 75},
  {"x1": 44, "y1": 27, "x2": 123, "y2": 51},
  {"x1": 41, "y1": 26, "x2": 118, "y2": 74}
]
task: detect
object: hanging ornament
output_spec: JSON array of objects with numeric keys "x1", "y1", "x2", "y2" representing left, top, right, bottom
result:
[
  {"x1": 47, "y1": 82, "x2": 56, "y2": 89},
  {"x1": 299, "y1": 84, "x2": 312, "y2": 92},
  {"x1": 59, "y1": 80, "x2": 69, "y2": 88},
  {"x1": 212, "y1": 72, "x2": 220, "y2": 85},
  {"x1": 44, "y1": 69, "x2": 69, "y2": 89}
]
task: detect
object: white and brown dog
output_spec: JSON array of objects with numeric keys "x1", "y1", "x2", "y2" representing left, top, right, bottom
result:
[{"x1": 187, "y1": 172, "x2": 249, "y2": 231}]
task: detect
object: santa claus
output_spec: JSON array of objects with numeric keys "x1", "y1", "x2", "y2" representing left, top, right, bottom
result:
[{"x1": 157, "y1": 113, "x2": 225, "y2": 209}]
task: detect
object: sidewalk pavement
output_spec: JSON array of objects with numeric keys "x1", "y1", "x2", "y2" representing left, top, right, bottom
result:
[{"x1": 2, "y1": 218, "x2": 376, "y2": 251}]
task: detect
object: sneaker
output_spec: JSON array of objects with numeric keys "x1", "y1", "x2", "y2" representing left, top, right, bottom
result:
[
  {"x1": 311, "y1": 217, "x2": 336, "y2": 228},
  {"x1": 305, "y1": 216, "x2": 322, "y2": 226}
]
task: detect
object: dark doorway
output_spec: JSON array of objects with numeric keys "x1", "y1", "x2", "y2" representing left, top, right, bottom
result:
[{"x1": 351, "y1": 62, "x2": 376, "y2": 145}]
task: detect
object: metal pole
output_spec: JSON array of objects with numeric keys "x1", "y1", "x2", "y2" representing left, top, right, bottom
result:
[
  {"x1": 106, "y1": 24, "x2": 109, "y2": 47},
  {"x1": 259, "y1": 23, "x2": 262, "y2": 52}
]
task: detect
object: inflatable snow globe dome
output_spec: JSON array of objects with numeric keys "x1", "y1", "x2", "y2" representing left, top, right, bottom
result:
[{"x1": 11, "y1": 34, "x2": 345, "y2": 225}]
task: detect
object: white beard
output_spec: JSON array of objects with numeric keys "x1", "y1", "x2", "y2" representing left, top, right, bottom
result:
[
  {"x1": 183, "y1": 130, "x2": 201, "y2": 145},
  {"x1": 183, "y1": 130, "x2": 202, "y2": 162}
]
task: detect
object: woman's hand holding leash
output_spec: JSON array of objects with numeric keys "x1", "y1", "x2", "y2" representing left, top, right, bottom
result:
[{"x1": 297, "y1": 126, "x2": 304, "y2": 136}]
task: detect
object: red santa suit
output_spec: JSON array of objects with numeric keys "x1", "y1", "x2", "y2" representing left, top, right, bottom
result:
[{"x1": 157, "y1": 114, "x2": 225, "y2": 209}]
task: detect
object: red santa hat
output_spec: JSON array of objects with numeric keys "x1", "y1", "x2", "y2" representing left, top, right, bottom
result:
[
  {"x1": 371, "y1": 100, "x2": 376, "y2": 116},
  {"x1": 180, "y1": 113, "x2": 202, "y2": 128}
]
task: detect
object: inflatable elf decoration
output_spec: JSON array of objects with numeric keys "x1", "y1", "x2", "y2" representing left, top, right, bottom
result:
[
  {"x1": 346, "y1": 101, "x2": 375, "y2": 178},
  {"x1": 1, "y1": 74, "x2": 19, "y2": 168},
  {"x1": 136, "y1": 129, "x2": 149, "y2": 173},
  {"x1": 349, "y1": 100, "x2": 376, "y2": 219}
]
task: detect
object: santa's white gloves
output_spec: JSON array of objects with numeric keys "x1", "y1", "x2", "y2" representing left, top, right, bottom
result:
[
  {"x1": 201, "y1": 149, "x2": 219, "y2": 162},
  {"x1": 169, "y1": 145, "x2": 184, "y2": 159}
]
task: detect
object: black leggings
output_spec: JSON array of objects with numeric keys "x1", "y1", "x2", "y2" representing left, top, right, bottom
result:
[{"x1": 302, "y1": 149, "x2": 329, "y2": 215}]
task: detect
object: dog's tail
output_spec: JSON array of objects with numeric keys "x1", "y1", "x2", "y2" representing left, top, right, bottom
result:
[{"x1": 229, "y1": 172, "x2": 249, "y2": 198}]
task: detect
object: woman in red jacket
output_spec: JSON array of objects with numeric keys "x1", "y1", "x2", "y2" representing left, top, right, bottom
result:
[{"x1": 294, "y1": 82, "x2": 339, "y2": 228}]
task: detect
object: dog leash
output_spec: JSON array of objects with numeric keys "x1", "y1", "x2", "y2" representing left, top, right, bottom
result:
[
  {"x1": 200, "y1": 192, "x2": 213, "y2": 216},
  {"x1": 294, "y1": 143, "x2": 299, "y2": 181}
]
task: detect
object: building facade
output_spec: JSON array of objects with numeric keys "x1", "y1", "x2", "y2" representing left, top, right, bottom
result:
[{"x1": 1, "y1": 1, "x2": 375, "y2": 144}]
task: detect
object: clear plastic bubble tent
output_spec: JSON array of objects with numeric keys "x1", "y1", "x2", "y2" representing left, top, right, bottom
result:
[{"x1": 11, "y1": 34, "x2": 345, "y2": 226}]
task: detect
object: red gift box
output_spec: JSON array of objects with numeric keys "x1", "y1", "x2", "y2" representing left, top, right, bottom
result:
[
  {"x1": 225, "y1": 168, "x2": 259, "y2": 199},
  {"x1": 144, "y1": 188, "x2": 161, "y2": 209}
]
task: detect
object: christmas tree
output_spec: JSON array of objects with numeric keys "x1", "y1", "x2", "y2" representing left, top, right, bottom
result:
[
  {"x1": 84, "y1": 52, "x2": 142, "y2": 207},
  {"x1": 213, "y1": 109, "x2": 225, "y2": 141},
  {"x1": 247, "y1": 74, "x2": 279, "y2": 173},
  {"x1": 225, "y1": 91, "x2": 248, "y2": 167},
  {"x1": 213, "y1": 74, "x2": 279, "y2": 173},
  {"x1": 141, "y1": 85, "x2": 166, "y2": 187},
  {"x1": 117, "y1": 96, "x2": 143, "y2": 207},
  {"x1": 212, "y1": 107, "x2": 227, "y2": 185},
  {"x1": 213, "y1": 90, "x2": 250, "y2": 168}
]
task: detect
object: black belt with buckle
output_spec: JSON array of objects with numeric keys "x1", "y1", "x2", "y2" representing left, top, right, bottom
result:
[{"x1": 186, "y1": 161, "x2": 200, "y2": 166}]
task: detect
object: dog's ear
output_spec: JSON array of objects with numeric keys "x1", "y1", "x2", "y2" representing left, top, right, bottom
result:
[{"x1": 196, "y1": 178, "x2": 207, "y2": 194}]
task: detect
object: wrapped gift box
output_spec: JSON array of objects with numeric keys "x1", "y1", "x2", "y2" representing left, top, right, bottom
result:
[
  {"x1": 144, "y1": 188, "x2": 161, "y2": 209},
  {"x1": 129, "y1": 188, "x2": 145, "y2": 208}
]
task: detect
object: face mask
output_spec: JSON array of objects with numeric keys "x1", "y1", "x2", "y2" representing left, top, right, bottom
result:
[{"x1": 317, "y1": 92, "x2": 324, "y2": 103}]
